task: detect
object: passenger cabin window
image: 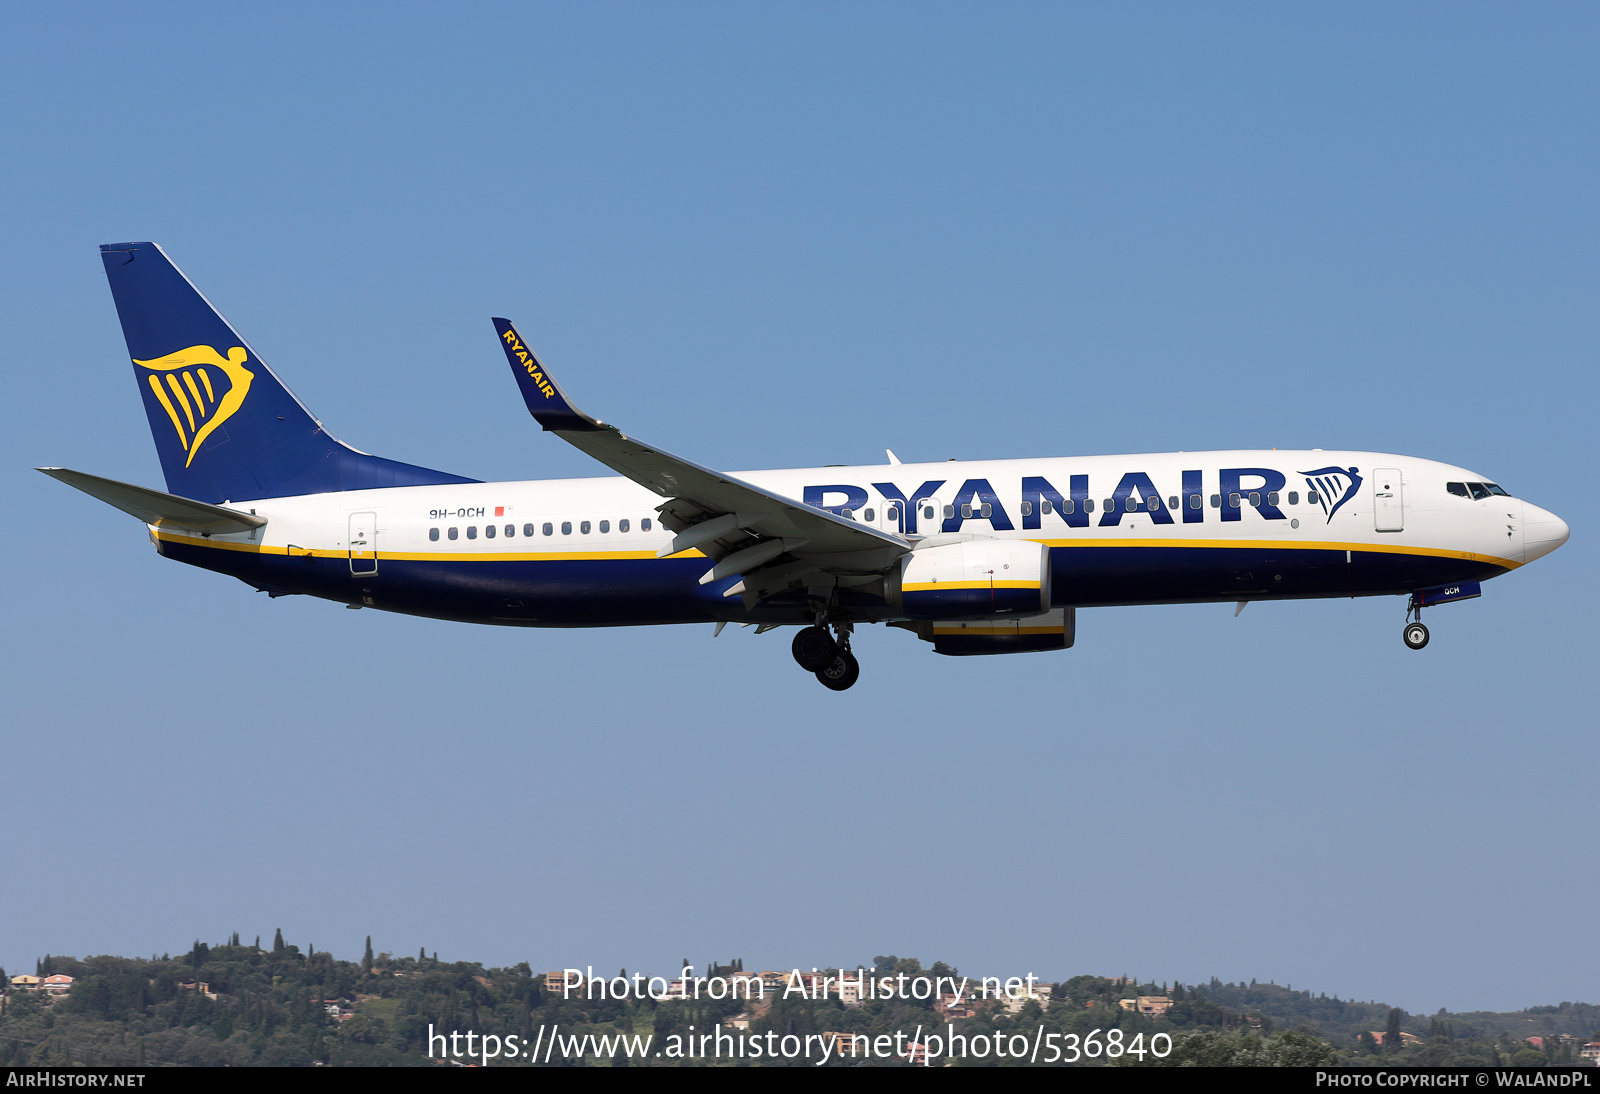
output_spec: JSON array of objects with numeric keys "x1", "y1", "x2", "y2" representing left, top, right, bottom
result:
[
  {"x1": 561, "y1": 522, "x2": 572, "y2": 535},
  {"x1": 1167, "y1": 495, "x2": 1179, "y2": 509},
  {"x1": 448, "y1": 527, "x2": 459, "y2": 540},
  {"x1": 1249, "y1": 492, "x2": 1261, "y2": 507},
  {"x1": 842, "y1": 509, "x2": 855, "y2": 521},
  {"x1": 1104, "y1": 498, "x2": 1115, "y2": 512},
  {"x1": 1307, "y1": 491, "x2": 1319, "y2": 505},
  {"x1": 1041, "y1": 500, "x2": 1053, "y2": 515},
  {"x1": 580, "y1": 521, "x2": 591, "y2": 534},
  {"x1": 864, "y1": 508, "x2": 875, "y2": 522},
  {"x1": 429, "y1": 527, "x2": 440, "y2": 541},
  {"x1": 1267, "y1": 491, "x2": 1279, "y2": 506},
  {"x1": 924, "y1": 506, "x2": 936, "y2": 520},
  {"x1": 944, "y1": 505, "x2": 954, "y2": 519},
  {"x1": 523, "y1": 523, "x2": 534, "y2": 537},
  {"x1": 484, "y1": 524, "x2": 495, "y2": 538},
  {"x1": 980, "y1": 503, "x2": 992, "y2": 518},
  {"x1": 960, "y1": 505, "x2": 971, "y2": 519},
  {"x1": 599, "y1": 520, "x2": 610, "y2": 533},
  {"x1": 1189, "y1": 494, "x2": 1202, "y2": 509},
  {"x1": 1020, "y1": 501, "x2": 1033, "y2": 517},
  {"x1": 543, "y1": 522, "x2": 553, "y2": 536},
  {"x1": 620, "y1": 519, "x2": 630, "y2": 533},
  {"x1": 1228, "y1": 493, "x2": 1241, "y2": 508},
  {"x1": 1146, "y1": 496, "x2": 1159, "y2": 511},
  {"x1": 1063, "y1": 500, "x2": 1075, "y2": 514},
  {"x1": 1084, "y1": 499, "x2": 1094, "y2": 513},
  {"x1": 642, "y1": 518, "x2": 652, "y2": 531},
  {"x1": 466, "y1": 526, "x2": 477, "y2": 539},
  {"x1": 1288, "y1": 491, "x2": 1299, "y2": 505},
  {"x1": 506, "y1": 524, "x2": 515, "y2": 537}
]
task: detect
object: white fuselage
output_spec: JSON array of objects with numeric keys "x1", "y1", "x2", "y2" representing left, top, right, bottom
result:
[{"x1": 148, "y1": 449, "x2": 1566, "y2": 628}]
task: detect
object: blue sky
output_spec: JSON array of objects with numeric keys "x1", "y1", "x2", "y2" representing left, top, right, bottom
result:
[{"x1": 2, "y1": 4, "x2": 1593, "y2": 1014}]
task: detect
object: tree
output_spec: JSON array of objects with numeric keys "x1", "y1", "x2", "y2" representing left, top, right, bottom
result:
[
  {"x1": 363, "y1": 937, "x2": 374, "y2": 974},
  {"x1": 1385, "y1": 1008, "x2": 1403, "y2": 1052},
  {"x1": 273, "y1": 929, "x2": 285, "y2": 953}
]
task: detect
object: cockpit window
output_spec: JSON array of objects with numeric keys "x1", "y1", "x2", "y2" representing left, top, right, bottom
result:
[
  {"x1": 1484, "y1": 482, "x2": 1510, "y2": 497},
  {"x1": 1467, "y1": 482, "x2": 1491, "y2": 500},
  {"x1": 1447, "y1": 482, "x2": 1469, "y2": 498}
]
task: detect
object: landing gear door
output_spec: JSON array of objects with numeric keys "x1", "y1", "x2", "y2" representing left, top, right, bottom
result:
[
  {"x1": 1373, "y1": 468, "x2": 1403, "y2": 533},
  {"x1": 349, "y1": 511, "x2": 378, "y2": 575}
]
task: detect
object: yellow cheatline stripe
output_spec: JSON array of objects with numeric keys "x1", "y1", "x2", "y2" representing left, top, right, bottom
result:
[
  {"x1": 182, "y1": 370, "x2": 207, "y2": 417},
  {"x1": 165, "y1": 373, "x2": 196, "y2": 431},
  {"x1": 933, "y1": 625, "x2": 1062, "y2": 636},
  {"x1": 198, "y1": 366, "x2": 215, "y2": 402},
  {"x1": 903, "y1": 580, "x2": 1041, "y2": 592},
  {"x1": 383, "y1": 549, "x2": 666, "y2": 562},
  {"x1": 152, "y1": 531, "x2": 1518, "y2": 573},
  {"x1": 1033, "y1": 537, "x2": 1520, "y2": 570},
  {"x1": 153, "y1": 530, "x2": 671, "y2": 562},
  {"x1": 147, "y1": 375, "x2": 187, "y2": 449}
]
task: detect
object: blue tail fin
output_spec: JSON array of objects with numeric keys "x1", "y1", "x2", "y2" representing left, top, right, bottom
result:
[{"x1": 100, "y1": 242, "x2": 477, "y2": 503}]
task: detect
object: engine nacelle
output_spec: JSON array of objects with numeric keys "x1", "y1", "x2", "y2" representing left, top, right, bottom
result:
[
  {"x1": 894, "y1": 608, "x2": 1077, "y2": 655},
  {"x1": 889, "y1": 538, "x2": 1051, "y2": 620}
]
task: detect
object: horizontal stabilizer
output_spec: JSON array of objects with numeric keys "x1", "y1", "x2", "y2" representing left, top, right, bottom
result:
[{"x1": 38, "y1": 467, "x2": 267, "y2": 535}]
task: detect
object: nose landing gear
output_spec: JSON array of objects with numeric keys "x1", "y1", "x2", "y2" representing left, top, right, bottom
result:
[
  {"x1": 1402, "y1": 593, "x2": 1429, "y2": 650},
  {"x1": 1400, "y1": 581, "x2": 1482, "y2": 649}
]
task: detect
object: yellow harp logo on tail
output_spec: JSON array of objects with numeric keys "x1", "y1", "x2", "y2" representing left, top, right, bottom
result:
[{"x1": 133, "y1": 346, "x2": 255, "y2": 468}]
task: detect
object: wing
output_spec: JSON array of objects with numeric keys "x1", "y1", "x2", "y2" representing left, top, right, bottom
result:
[{"x1": 492, "y1": 318, "x2": 909, "y2": 604}]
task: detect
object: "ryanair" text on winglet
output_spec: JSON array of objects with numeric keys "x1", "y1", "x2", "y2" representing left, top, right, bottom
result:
[{"x1": 491, "y1": 318, "x2": 606, "y2": 433}]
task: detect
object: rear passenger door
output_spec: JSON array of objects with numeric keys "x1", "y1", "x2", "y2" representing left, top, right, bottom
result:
[{"x1": 349, "y1": 511, "x2": 378, "y2": 574}]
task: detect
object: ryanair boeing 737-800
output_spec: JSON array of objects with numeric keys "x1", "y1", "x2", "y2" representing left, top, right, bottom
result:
[{"x1": 42, "y1": 242, "x2": 1570, "y2": 690}]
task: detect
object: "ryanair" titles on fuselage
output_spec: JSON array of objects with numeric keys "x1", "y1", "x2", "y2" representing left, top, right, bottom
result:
[{"x1": 803, "y1": 465, "x2": 1362, "y2": 535}]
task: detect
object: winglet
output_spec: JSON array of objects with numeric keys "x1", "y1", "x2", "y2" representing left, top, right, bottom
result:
[{"x1": 491, "y1": 318, "x2": 606, "y2": 432}]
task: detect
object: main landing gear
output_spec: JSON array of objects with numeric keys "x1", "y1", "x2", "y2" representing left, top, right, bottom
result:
[
  {"x1": 1402, "y1": 594, "x2": 1429, "y2": 650},
  {"x1": 792, "y1": 619, "x2": 859, "y2": 691}
]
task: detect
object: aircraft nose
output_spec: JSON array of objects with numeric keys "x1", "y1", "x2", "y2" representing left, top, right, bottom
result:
[{"x1": 1522, "y1": 502, "x2": 1570, "y2": 563}]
